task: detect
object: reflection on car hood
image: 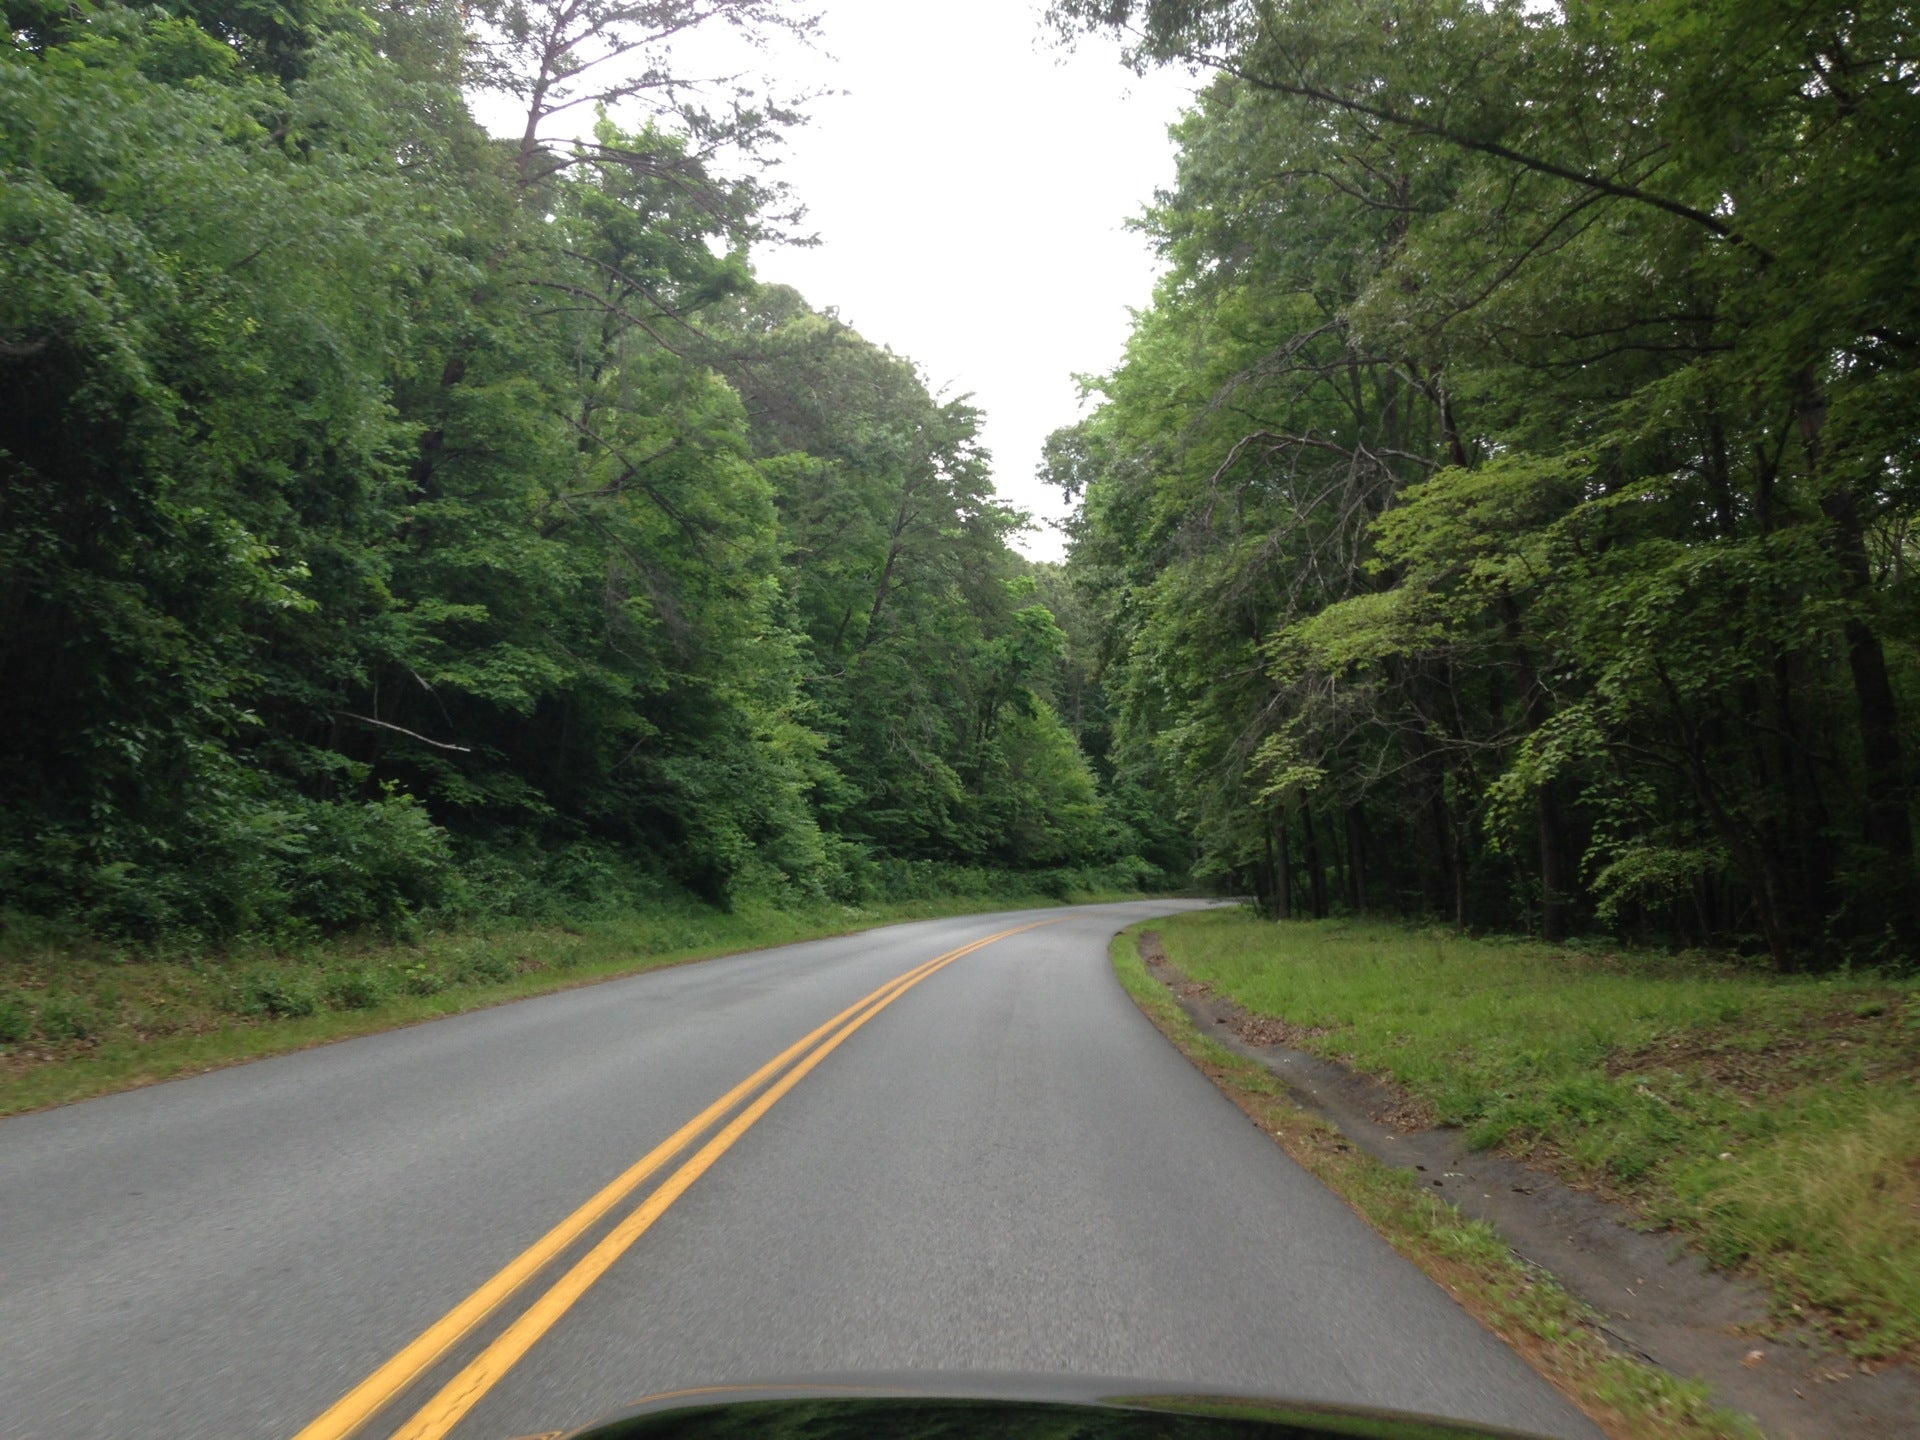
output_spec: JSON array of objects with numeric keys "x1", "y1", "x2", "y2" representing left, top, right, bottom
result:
[{"x1": 545, "y1": 1372, "x2": 1557, "y2": 1440}]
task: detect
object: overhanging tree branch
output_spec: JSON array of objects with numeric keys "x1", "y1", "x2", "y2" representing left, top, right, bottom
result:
[{"x1": 1197, "y1": 51, "x2": 1770, "y2": 260}]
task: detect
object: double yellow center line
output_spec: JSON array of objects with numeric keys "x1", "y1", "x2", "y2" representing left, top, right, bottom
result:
[{"x1": 293, "y1": 921, "x2": 1053, "y2": 1440}]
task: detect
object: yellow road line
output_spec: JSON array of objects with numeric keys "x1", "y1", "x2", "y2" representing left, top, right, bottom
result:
[
  {"x1": 384, "y1": 923, "x2": 1047, "y2": 1440},
  {"x1": 292, "y1": 922, "x2": 1047, "y2": 1440}
]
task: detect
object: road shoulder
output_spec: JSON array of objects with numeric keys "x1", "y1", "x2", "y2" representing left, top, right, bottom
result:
[
  {"x1": 1111, "y1": 925, "x2": 1761, "y2": 1440},
  {"x1": 0, "y1": 892, "x2": 1144, "y2": 1117}
]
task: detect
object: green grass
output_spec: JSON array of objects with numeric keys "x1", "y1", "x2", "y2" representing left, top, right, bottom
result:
[
  {"x1": 0, "y1": 889, "x2": 1144, "y2": 1116},
  {"x1": 1150, "y1": 909, "x2": 1920, "y2": 1360},
  {"x1": 1110, "y1": 928, "x2": 1761, "y2": 1440}
]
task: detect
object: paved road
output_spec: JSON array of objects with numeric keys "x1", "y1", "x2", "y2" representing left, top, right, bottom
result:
[{"x1": 0, "y1": 902, "x2": 1598, "y2": 1439}]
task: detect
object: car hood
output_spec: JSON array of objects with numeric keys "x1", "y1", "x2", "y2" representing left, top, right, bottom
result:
[{"x1": 546, "y1": 1371, "x2": 1558, "y2": 1440}]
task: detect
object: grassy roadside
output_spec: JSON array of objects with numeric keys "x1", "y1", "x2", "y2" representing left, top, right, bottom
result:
[
  {"x1": 1146, "y1": 910, "x2": 1920, "y2": 1363},
  {"x1": 1109, "y1": 926, "x2": 1762, "y2": 1440},
  {"x1": 0, "y1": 890, "x2": 1143, "y2": 1117}
]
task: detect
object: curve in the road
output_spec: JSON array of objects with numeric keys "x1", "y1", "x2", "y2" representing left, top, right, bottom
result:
[{"x1": 0, "y1": 903, "x2": 1601, "y2": 1440}]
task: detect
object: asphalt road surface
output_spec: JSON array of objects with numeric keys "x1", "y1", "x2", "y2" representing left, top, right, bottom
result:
[{"x1": 0, "y1": 902, "x2": 1600, "y2": 1439}]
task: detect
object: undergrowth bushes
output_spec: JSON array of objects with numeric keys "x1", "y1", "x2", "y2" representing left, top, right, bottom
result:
[
  {"x1": 3, "y1": 806, "x2": 1170, "y2": 953},
  {"x1": 0, "y1": 791, "x2": 461, "y2": 946}
]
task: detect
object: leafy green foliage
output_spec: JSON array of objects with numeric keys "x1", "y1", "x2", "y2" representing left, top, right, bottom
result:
[
  {"x1": 0, "y1": 0, "x2": 1156, "y2": 948},
  {"x1": 1051, "y1": 0, "x2": 1918, "y2": 965},
  {"x1": 226, "y1": 970, "x2": 323, "y2": 1019}
]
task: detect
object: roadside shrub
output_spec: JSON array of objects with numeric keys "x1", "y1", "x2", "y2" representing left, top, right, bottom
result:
[
  {"x1": 226, "y1": 969, "x2": 321, "y2": 1018},
  {"x1": 538, "y1": 844, "x2": 638, "y2": 911},
  {"x1": 324, "y1": 969, "x2": 387, "y2": 1011},
  {"x1": 544, "y1": 940, "x2": 587, "y2": 970},
  {"x1": 452, "y1": 840, "x2": 675, "y2": 924},
  {"x1": 26, "y1": 806, "x2": 292, "y2": 945},
  {"x1": 451, "y1": 948, "x2": 518, "y2": 986},
  {"x1": 282, "y1": 793, "x2": 458, "y2": 936},
  {"x1": 36, "y1": 994, "x2": 98, "y2": 1041},
  {"x1": 5, "y1": 785, "x2": 461, "y2": 946},
  {"x1": 1034, "y1": 867, "x2": 1079, "y2": 899},
  {"x1": 397, "y1": 961, "x2": 445, "y2": 996},
  {"x1": 0, "y1": 995, "x2": 33, "y2": 1043}
]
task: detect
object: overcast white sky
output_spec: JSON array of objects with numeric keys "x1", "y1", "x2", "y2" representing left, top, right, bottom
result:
[
  {"x1": 479, "y1": 3, "x2": 1196, "y2": 560},
  {"x1": 745, "y1": 3, "x2": 1195, "y2": 559}
]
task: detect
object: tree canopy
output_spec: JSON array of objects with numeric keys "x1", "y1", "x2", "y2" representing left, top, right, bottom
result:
[
  {"x1": 11, "y1": 0, "x2": 1914, "y2": 968},
  {"x1": 1048, "y1": 0, "x2": 1918, "y2": 967},
  {"x1": 0, "y1": 0, "x2": 1159, "y2": 943}
]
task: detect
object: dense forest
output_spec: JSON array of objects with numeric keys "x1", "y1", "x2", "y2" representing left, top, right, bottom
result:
[
  {"x1": 7, "y1": 0, "x2": 1916, "y2": 973},
  {"x1": 1047, "y1": 0, "x2": 1919, "y2": 968},
  {"x1": 0, "y1": 0, "x2": 1169, "y2": 945}
]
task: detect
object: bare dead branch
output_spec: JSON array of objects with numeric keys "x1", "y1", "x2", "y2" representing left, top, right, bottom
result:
[{"x1": 335, "y1": 712, "x2": 472, "y2": 752}]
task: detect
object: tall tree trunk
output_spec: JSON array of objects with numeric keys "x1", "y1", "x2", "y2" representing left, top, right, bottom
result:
[
  {"x1": 1302, "y1": 806, "x2": 1329, "y2": 919},
  {"x1": 1275, "y1": 806, "x2": 1294, "y2": 920},
  {"x1": 1799, "y1": 379, "x2": 1915, "y2": 927},
  {"x1": 1499, "y1": 593, "x2": 1571, "y2": 939},
  {"x1": 1427, "y1": 789, "x2": 1453, "y2": 922},
  {"x1": 864, "y1": 538, "x2": 902, "y2": 641},
  {"x1": 1537, "y1": 784, "x2": 1572, "y2": 941},
  {"x1": 1818, "y1": 508, "x2": 1913, "y2": 868},
  {"x1": 1431, "y1": 785, "x2": 1469, "y2": 932},
  {"x1": 1780, "y1": 655, "x2": 1837, "y2": 932},
  {"x1": 1453, "y1": 819, "x2": 1469, "y2": 932},
  {"x1": 1331, "y1": 810, "x2": 1349, "y2": 911},
  {"x1": 516, "y1": 60, "x2": 556, "y2": 188},
  {"x1": 1343, "y1": 804, "x2": 1367, "y2": 912},
  {"x1": 1657, "y1": 665, "x2": 1796, "y2": 967}
]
